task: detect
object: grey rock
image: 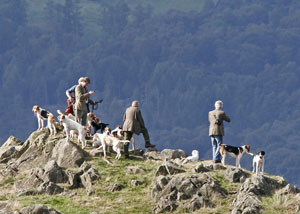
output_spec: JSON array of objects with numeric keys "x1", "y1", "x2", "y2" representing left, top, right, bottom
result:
[
  {"x1": 153, "y1": 174, "x2": 225, "y2": 213},
  {"x1": 17, "y1": 204, "x2": 61, "y2": 214},
  {"x1": 131, "y1": 179, "x2": 144, "y2": 186},
  {"x1": 155, "y1": 161, "x2": 185, "y2": 176},
  {"x1": 37, "y1": 181, "x2": 64, "y2": 195},
  {"x1": 277, "y1": 184, "x2": 300, "y2": 195},
  {"x1": 225, "y1": 168, "x2": 250, "y2": 183},
  {"x1": 65, "y1": 169, "x2": 83, "y2": 189},
  {"x1": 0, "y1": 146, "x2": 17, "y2": 163},
  {"x1": 2, "y1": 136, "x2": 23, "y2": 147},
  {"x1": 43, "y1": 160, "x2": 68, "y2": 183},
  {"x1": 108, "y1": 182, "x2": 122, "y2": 192},
  {"x1": 126, "y1": 166, "x2": 145, "y2": 175},
  {"x1": 161, "y1": 149, "x2": 188, "y2": 160},
  {"x1": 232, "y1": 175, "x2": 287, "y2": 214},
  {"x1": 14, "y1": 168, "x2": 45, "y2": 196},
  {"x1": 194, "y1": 164, "x2": 211, "y2": 173},
  {"x1": 144, "y1": 151, "x2": 164, "y2": 160},
  {"x1": 80, "y1": 168, "x2": 101, "y2": 194},
  {"x1": 52, "y1": 139, "x2": 85, "y2": 168},
  {"x1": 80, "y1": 161, "x2": 92, "y2": 172}
]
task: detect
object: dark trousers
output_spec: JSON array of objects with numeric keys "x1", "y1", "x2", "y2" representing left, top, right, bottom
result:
[{"x1": 123, "y1": 128, "x2": 150, "y2": 156}]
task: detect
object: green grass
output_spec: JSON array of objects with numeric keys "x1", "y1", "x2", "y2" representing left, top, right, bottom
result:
[{"x1": 13, "y1": 154, "x2": 160, "y2": 214}]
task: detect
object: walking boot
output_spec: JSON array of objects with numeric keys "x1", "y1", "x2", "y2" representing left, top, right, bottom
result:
[{"x1": 145, "y1": 141, "x2": 156, "y2": 148}]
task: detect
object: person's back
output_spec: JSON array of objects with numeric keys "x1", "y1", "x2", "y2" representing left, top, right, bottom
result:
[
  {"x1": 123, "y1": 105, "x2": 145, "y2": 134},
  {"x1": 209, "y1": 109, "x2": 230, "y2": 136}
]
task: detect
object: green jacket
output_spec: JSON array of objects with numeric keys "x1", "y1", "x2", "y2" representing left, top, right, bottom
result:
[
  {"x1": 123, "y1": 106, "x2": 145, "y2": 135},
  {"x1": 208, "y1": 109, "x2": 231, "y2": 136},
  {"x1": 74, "y1": 84, "x2": 92, "y2": 112}
]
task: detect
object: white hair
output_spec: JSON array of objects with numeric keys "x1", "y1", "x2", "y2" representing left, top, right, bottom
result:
[
  {"x1": 132, "y1": 100, "x2": 139, "y2": 107},
  {"x1": 215, "y1": 100, "x2": 223, "y2": 110}
]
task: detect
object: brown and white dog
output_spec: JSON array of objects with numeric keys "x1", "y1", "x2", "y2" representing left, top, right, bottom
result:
[
  {"x1": 93, "y1": 127, "x2": 130, "y2": 161},
  {"x1": 220, "y1": 144, "x2": 250, "y2": 168},
  {"x1": 57, "y1": 110, "x2": 87, "y2": 149},
  {"x1": 111, "y1": 125, "x2": 135, "y2": 150},
  {"x1": 32, "y1": 105, "x2": 56, "y2": 136}
]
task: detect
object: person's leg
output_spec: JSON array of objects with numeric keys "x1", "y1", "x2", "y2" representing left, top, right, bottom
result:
[
  {"x1": 214, "y1": 135, "x2": 223, "y2": 161},
  {"x1": 210, "y1": 136, "x2": 217, "y2": 161},
  {"x1": 140, "y1": 127, "x2": 155, "y2": 148},
  {"x1": 123, "y1": 131, "x2": 133, "y2": 158}
]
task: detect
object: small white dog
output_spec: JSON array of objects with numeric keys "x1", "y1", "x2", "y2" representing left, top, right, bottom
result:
[
  {"x1": 181, "y1": 150, "x2": 199, "y2": 164},
  {"x1": 32, "y1": 105, "x2": 56, "y2": 136},
  {"x1": 249, "y1": 151, "x2": 265, "y2": 176},
  {"x1": 93, "y1": 127, "x2": 130, "y2": 161},
  {"x1": 57, "y1": 110, "x2": 87, "y2": 149}
]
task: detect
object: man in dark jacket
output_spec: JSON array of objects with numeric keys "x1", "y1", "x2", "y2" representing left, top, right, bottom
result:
[
  {"x1": 208, "y1": 100, "x2": 231, "y2": 163},
  {"x1": 123, "y1": 100, "x2": 155, "y2": 158}
]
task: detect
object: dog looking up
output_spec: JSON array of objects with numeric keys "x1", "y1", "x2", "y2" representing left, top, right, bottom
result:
[
  {"x1": 249, "y1": 151, "x2": 265, "y2": 176},
  {"x1": 181, "y1": 150, "x2": 199, "y2": 164},
  {"x1": 32, "y1": 105, "x2": 56, "y2": 136},
  {"x1": 57, "y1": 110, "x2": 87, "y2": 149},
  {"x1": 219, "y1": 144, "x2": 250, "y2": 168}
]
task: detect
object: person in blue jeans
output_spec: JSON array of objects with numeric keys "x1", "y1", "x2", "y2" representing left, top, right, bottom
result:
[{"x1": 208, "y1": 100, "x2": 231, "y2": 163}]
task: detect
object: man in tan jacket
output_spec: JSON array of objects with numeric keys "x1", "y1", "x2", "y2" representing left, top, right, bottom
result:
[
  {"x1": 123, "y1": 100, "x2": 155, "y2": 158},
  {"x1": 75, "y1": 77, "x2": 95, "y2": 126},
  {"x1": 208, "y1": 100, "x2": 231, "y2": 163}
]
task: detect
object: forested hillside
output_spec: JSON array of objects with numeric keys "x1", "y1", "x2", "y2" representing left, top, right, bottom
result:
[{"x1": 0, "y1": 0, "x2": 299, "y2": 185}]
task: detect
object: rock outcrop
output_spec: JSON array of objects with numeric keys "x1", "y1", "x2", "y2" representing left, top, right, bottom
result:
[{"x1": 0, "y1": 129, "x2": 299, "y2": 213}]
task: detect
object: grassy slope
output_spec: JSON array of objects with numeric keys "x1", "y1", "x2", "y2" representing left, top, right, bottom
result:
[{"x1": 1, "y1": 154, "x2": 297, "y2": 214}]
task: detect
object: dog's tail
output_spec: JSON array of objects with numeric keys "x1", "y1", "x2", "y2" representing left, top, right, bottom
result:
[
  {"x1": 57, "y1": 110, "x2": 65, "y2": 116},
  {"x1": 248, "y1": 152, "x2": 255, "y2": 156}
]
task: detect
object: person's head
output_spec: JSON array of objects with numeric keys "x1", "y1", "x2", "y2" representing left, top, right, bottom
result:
[
  {"x1": 78, "y1": 77, "x2": 90, "y2": 87},
  {"x1": 132, "y1": 100, "x2": 139, "y2": 107},
  {"x1": 214, "y1": 100, "x2": 223, "y2": 110}
]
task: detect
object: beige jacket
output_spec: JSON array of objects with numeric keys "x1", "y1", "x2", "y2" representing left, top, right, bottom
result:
[
  {"x1": 208, "y1": 109, "x2": 231, "y2": 136},
  {"x1": 123, "y1": 106, "x2": 145, "y2": 135},
  {"x1": 74, "y1": 84, "x2": 92, "y2": 112}
]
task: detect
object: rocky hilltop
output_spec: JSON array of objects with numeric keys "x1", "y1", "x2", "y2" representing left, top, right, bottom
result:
[{"x1": 0, "y1": 126, "x2": 299, "y2": 214}]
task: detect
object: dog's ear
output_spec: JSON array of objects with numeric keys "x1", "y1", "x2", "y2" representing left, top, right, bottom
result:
[
  {"x1": 245, "y1": 145, "x2": 250, "y2": 152},
  {"x1": 261, "y1": 151, "x2": 265, "y2": 155}
]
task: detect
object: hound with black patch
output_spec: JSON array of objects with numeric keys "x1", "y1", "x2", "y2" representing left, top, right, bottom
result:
[
  {"x1": 219, "y1": 144, "x2": 250, "y2": 168},
  {"x1": 249, "y1": 151, "x2": 265, "y2": 176},
  {"x1": 32, "y1": 105, "x2": 56, "y2": 136}
]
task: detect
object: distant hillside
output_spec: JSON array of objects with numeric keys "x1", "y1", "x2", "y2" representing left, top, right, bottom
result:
[{"x1": 0, "y1": 0, "x2": 300, "y2": 188}]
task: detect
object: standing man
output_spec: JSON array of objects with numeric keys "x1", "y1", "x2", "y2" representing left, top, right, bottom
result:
[
  {"x1": 75, "y1": 77, "x2": 95, "y2": 126},
  {"x1": 123, "y1": 100, "x2": 155, "y2": 159},
  {"x1": 208, "y1": 100, "x2": 231, "y2": 163}
]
